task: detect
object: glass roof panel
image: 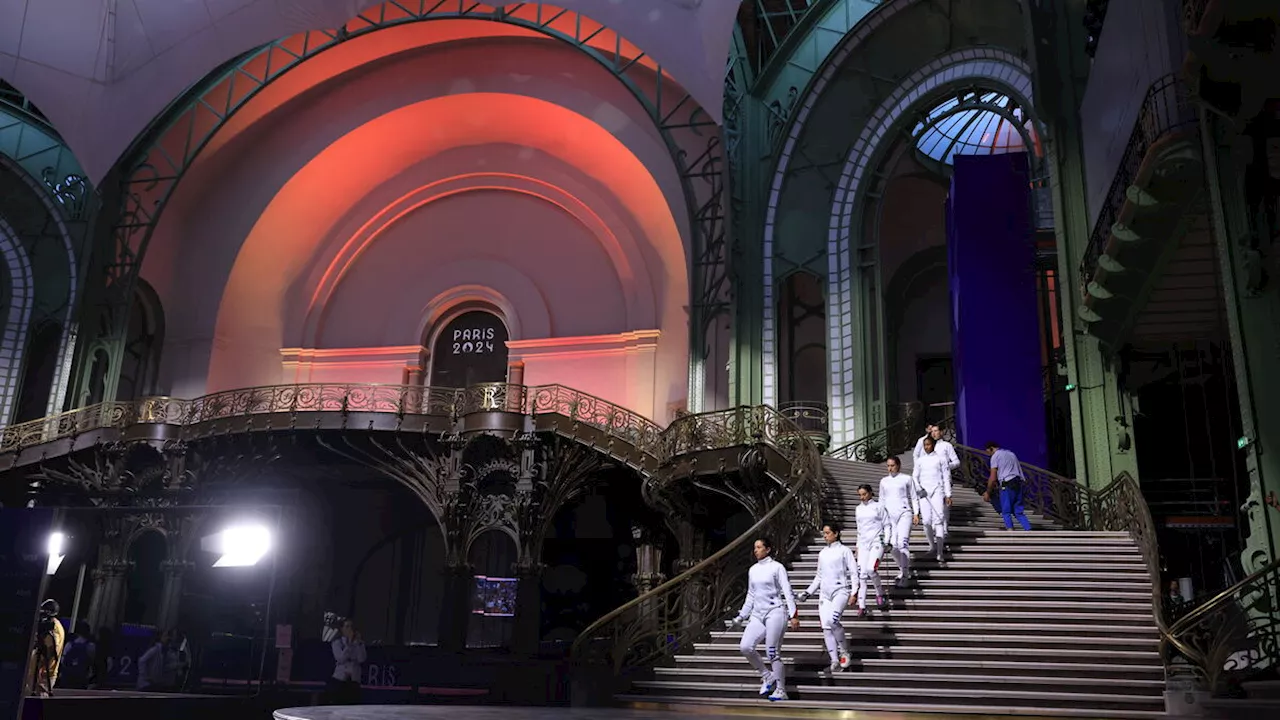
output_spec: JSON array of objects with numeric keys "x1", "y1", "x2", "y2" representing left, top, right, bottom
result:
[{"x1": 915, "y1": 91, "x2": 1040, "y2": 165}]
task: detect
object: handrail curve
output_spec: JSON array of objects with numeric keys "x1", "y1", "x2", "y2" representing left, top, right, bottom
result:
[
  {"x1": 1163, "y1": 556, "x2": 1280, "y2": 693},
  {"x1": 569, "y1": 405, "x2": 823, "y2": 674},
  {"x1": 827, "y1": 402, "x2": 924, "y2": 462}
]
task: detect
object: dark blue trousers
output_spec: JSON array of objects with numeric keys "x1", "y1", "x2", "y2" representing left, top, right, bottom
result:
[{"x1": 999, "y1": 481, "x2": 1032, "y2": 530}]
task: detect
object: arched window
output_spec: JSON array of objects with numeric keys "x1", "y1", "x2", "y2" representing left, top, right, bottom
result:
[
  {"x1": 117, "y1": 281, "x2": 164, "y2": 401},
  {"x1": 777, "y1": 272, "x2": 827, "y2": 405},
  {"x1": 14, "y1": 319, "x2": 62, "y2": 422},
  {"x1": 429, "y1": 311, "x2": 510, "y2": 388},
  {"x1": 913, "y1": 90, "x2": 1040, "y2": 166}
]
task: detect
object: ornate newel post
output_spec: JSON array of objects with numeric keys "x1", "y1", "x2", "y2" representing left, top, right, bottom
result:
[
  {"x1": 630, "y1": 524, "x2": 666, "y2": 628},
  {"x1": 510, "y1": 558, "x2": 544, "y2": 655},
  {"x1": 155, "y1": 560, "x2": 193, "y2": 631},
  {"x1": 85, "y1": 559, "x2": 130, "y2": 632}
]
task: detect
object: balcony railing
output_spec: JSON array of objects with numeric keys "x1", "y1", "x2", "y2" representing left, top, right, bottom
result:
[{"x1": 1079, "y1": 74, "x2": 1198, "y2": 294}]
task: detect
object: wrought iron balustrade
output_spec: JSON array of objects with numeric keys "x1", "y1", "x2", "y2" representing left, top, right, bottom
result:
[
  {"x1": 1079, "y1": 73, "x2": 1198, "y2": 294},
  {"x1": 570, "y1": 406, "x2": 822, "y2": 675},
  {"x1": 1164, "y1": 557, "x2": 1280, "y2": 694},
  {"x1": 827, "y1": 402, "x2": 924, "y2": 462},
  {"x1": 777, "y1": 400, "x2": 830, "y2": 449},
  {"x1": 0, "y1": 383, "x2": 659, "y2": 459}
]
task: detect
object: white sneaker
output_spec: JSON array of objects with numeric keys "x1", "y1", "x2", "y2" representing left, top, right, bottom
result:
[
  {"x1": 839, "y1": 653, "x2": 851, "y2": 669},
  {"x1": 828, "y1": 660, "x2": 841, "y2": 673},
  {"x1": 768, "y1": 687, "x2": 789, "y2": 702},
  {"x1": 758, "y1": 677, "x2": 775, "y2": 697}
]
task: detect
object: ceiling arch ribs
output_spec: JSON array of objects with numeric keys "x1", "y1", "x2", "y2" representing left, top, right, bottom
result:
[
  {"x1": 89, "y1": 1, "x2": 725, "y2": 413},
  {"x1": 756, "y1": 0, "x2": 1030, "y2": 441},
  {"x1": 0, "y1": 87, "x2": 93, "y2": 417}
]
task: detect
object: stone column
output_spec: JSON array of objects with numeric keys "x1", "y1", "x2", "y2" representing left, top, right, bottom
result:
[
  {"x1": 85, "y1": 560, "x2": 130, "y2": 632},
  {"x1": 437, "y1": 563, "x2": 473, "y2": 652},
  {"x1": 510, "y1": 560, "x2": 544, "y2": 655},
  {"x1": 155, "y1": 560, "x2": 193, "y2": 631}
]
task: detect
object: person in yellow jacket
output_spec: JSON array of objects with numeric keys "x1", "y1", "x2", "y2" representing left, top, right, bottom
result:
[{"x1": 29, "y1": 599, "x2": 66, "y2": 697}]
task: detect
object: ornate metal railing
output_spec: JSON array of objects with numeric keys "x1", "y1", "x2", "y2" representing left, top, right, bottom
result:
[
  {"x1": 0, "y1": 383, "x2": 663, "y2": 459},
  {"x1": 570, "y1": 406, "x2": 823, "y2": 675},
  {"x1": 952, "y1": 445, "x2": 1091, "y2": 528},
  {"x1": 777, "y1": 400, "x2": 830, "y2": 449},
  {"x1": 827, "y1": 402, "x2": 924, "y2": 462},
  {"x1": 1079, "y1": 73, "x2": 1198, "y2": 292},
  {"x1": 1164, "y1": 557, "x2": 1280, "y2": 693}
]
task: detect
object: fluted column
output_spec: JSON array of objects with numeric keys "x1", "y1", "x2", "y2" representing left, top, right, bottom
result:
[
  {"x1": 85, "y1": 560, "x2": 130, "y2": 632},
  {"x1": 155, "y1": 560, "x2": 193, "y2": 631}
]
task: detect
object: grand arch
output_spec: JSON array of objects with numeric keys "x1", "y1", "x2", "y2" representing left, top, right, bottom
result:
[
  {"x1": 0, "y1": 216, "x2": 33, "y2": 424},
  {"x1": 760, "y1": 0, "x2": 1033, "y2": 444},
  {"x1": 86, "y1": 3, "x2": 726, "y2": 414}
]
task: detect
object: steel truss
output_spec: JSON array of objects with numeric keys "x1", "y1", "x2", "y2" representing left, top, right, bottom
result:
[{"x1": 91, "y1": 1, "x2": 727, "y2": 410}]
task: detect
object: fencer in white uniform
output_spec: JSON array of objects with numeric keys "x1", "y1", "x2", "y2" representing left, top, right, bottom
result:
[
  {"x1": 727, "y1": 537, "x2": 798, "y2": 701},
  {"x1": 878, "y1": 456, "x2": 920, "y2": 587},
  {"x1": 796, "y1": 523, "x2": 856, "y2": 672},
  {"x1": 913, "y1": 437, "x2": 954, "y2": 562},
  {"x1": 913, "y1": 424, "x2": 961, "y2": 472},
  {"x1": 853, "y1": 484, "x2": 891, "y2": 613}
]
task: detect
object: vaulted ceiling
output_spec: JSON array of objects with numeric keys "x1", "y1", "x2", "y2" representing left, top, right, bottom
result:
[{"x1": 0, "y1": 0, "x2": 739, "y2": 183}]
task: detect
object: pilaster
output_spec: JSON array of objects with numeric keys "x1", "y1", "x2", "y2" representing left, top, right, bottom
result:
[
  {"x1": 155, "y1": 559, "x2": 194, "y2": 631},
  {"x1": 510, "y1": 559, "x2": 544, "y2": 655},
  {"x1": 1032, "y1": 0, "x2": 1140, "y2": 488},
  {"x1": 1200, "y1": 112, "x2": 1280, "y2": 571}
]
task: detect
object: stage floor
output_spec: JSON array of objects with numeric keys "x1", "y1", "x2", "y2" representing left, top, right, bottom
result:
[{"x1": 272, "y1": 706, "x2": 1073, "y2": 720}]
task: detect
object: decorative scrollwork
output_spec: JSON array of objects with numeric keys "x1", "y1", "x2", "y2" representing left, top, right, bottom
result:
[
  {"x1": 569, "y1": 406, "x2": 821, "y2": 675},
  {"x1": 828, "y1": 402, "x2": 925, "y2": 463},
  {"x1": 1164, "y1": 554, "x2": 1280, "y2": 694}
]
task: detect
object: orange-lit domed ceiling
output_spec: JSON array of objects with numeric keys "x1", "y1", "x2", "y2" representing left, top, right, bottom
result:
[{"x1": 0, "y1": 1, "x2": 741, "y2": 183}]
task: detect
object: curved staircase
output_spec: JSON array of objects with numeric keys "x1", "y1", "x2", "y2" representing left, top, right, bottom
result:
[{"x1": 619, "y1": 455, "x2": 1168, "y2": 718}]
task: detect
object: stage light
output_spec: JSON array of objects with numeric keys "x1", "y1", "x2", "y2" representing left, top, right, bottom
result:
[
  {"x1": 46, "y1": 531, "x2": 66, "y2": 575},
  {"x1": 211, "y1": 524, "x2": 272, "y2": 567}
]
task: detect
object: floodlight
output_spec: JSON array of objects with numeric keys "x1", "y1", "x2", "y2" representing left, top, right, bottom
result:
[
  {"x1": 46, "y1": 531, "x2": 66, "y2": 575},
  {"x1": 212, "y1": 524, "x2": 272, "y2": 567}
]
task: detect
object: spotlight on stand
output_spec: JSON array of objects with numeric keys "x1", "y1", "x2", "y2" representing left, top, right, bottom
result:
[
  {"x1": 203, "y1": 524, "x2": 272, "y2": 567},
  {"x1": 46, "y1": 531, "x2": 66, "y2": 576}
]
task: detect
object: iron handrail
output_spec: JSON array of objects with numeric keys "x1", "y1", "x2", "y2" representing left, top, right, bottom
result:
[
  {"x1": 569, "y1": 404, "x2": 823, "y2": 674},
  {"x1": 1079, "y1": 73, "x2": 1198, "y2": 293}
]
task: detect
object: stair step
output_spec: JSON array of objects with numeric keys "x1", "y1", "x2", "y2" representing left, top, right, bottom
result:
[
  {"x1": 790, "y1": 560, "x2": 1149, "y2": 573},
  {"x1": 649, "y1": 667, "x2": 1166, "y2": 693},
  {"x1": 784, "y1": 609, "x2": 1156, "y2": 625},
  {"x1": 708, "y1": 626, "x2": 1159, "y2": 642},
  {"x1": 690, "y1": 642, "x2": 1162, "y2": 663},
  {"x1": 671, "y1": 655, "x2": 1166, "y2": 679},
  {"x1": 622, "y1": 696, "x2": 1168, "y2": 719},
  {"x1": 623, "y1": 681, "x2": 1167, "y2": 711}
]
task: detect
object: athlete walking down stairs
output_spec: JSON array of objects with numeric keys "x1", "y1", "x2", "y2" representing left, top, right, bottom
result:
[
  {"x1": 853, "y1": 484, "x2": 890, "y2": 616},
  {"x1": 878, "y1": 456, "x2": 919, "y2": 587},
  {"x1": 914, "y1": 437, "x2": 954, "y2": 564},
  {"x1": 726, "y1": 537, "x2": 799, "y2": 702},
  {"x1": 796, "y1": 523, "x2": 857, "y2": 673}
]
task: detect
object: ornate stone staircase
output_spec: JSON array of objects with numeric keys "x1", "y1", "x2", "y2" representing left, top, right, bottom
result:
[{"x1": 619, "y1": 455, "x2": 1168, "y2": 717}]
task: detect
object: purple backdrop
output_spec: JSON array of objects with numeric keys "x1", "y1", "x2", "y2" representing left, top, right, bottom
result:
[{"x1": 946, "y1": 152, "x2": 1048, "y2": 468}]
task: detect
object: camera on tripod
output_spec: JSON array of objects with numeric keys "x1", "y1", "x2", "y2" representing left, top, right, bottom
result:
[{"x1": 34, "y1": 599, "x2": 59, "y2": 647}]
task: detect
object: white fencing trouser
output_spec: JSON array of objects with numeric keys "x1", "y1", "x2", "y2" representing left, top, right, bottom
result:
[
  {"x1": 856, "y1": 541, "x2": 885, "y2": 607},
  {"x1": 739, "y1": 607, "x2": 788, "y2": 687},
  {"x1": 919, "y1": 485, "x2": 949, "y2": 553},
  {"x1": 888, "y1": 509, "x2": 914, "y2": 578},
  {"x1": 816, "y1": 589, "x2": 851, "y2": 663}
]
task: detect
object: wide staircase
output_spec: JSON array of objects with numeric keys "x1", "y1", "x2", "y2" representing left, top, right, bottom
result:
[{"x1": 620, "y1": 455, "x2": 1168, "y2": 717}]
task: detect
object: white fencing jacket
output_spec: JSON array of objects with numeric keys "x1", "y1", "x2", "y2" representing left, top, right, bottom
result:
[
  {"x1": 913, "y1": 451, "x2": 953, "y2": 498},
  {"x1": 736, "y1": 556, "x2": 799, "y2": 620},
  {"x1": 879, "y1": 473, "x2": 920, "y2": 517},
  {"x1": 802, "y1": 542, "x2": 857, "y2": 598},
  {"x1": 855, "y1": 500, "x2": 892, "y2": 546},
  {"x1": 913, "y1": 437, "x2": 961, "y2": 470}
]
